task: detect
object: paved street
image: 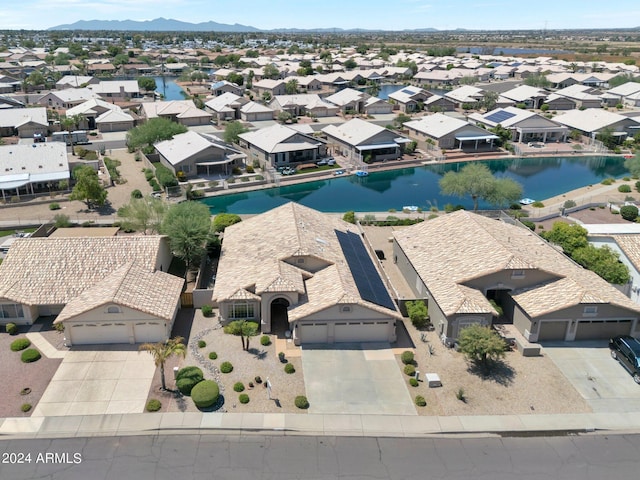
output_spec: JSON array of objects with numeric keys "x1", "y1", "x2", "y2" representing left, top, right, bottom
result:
[{"x1": 1, "y1": 432, "x2": 640, "y2": 479}]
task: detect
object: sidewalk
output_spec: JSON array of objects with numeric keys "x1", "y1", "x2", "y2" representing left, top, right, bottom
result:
[{"x1": 2, "y1": 410, "x2": 640, "y2": 440}]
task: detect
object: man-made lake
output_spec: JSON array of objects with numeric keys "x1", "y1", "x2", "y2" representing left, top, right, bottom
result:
[
  {"x1": 153, "y1": 76, "x2": 186, "y2": 100},
  {"x1": 201, "y1": 156, "x2": 627, "y2": 214}
]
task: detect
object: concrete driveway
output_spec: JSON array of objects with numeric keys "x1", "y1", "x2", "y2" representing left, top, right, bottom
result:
[
  {"x1": 301, "y1": 343, "x2": 416, "y2": 415},
  {"x1": 543, "y1": 341, "x2": 640, "y2": 413},
  {"x1": 32, "y1": 346, "x2": 156, "y2": 417}
]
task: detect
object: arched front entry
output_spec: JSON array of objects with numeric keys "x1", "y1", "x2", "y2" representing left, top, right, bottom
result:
[{"x1": 270, "y1": 298, "x2": 290, "y2": 338}]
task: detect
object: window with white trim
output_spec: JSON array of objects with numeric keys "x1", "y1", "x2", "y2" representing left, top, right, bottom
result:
[
  {"x1": 229, "y1": 301, "x2": 255, "y2": 319},
  {"x1": 0, "y1": 303, "x2": 24, "y2": 319}
]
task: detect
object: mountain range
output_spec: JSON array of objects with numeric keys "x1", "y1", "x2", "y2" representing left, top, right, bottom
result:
[{"x1": 48, "y1": 17, "x2": 440, "y2": 32}]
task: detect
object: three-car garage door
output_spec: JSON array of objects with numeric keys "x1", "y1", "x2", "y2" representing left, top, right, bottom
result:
[{"x1": 574, "y1": 319, "x2": 632, "y2": 341}]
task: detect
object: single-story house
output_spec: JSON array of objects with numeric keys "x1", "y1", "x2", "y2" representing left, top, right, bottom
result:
[
  {"x1": 500, "y1": 85, "x2": 548, "y2": 109},
  {"x1": 95, "y1": 108, "x2": 135, "y2": 132},
  {"x1": 388, "y1": 85, "x2": 432, "y2": 112},
  {"x1": 211, "y1": 80, "x2": 244, "y2": 97},
  {"x1": 325, "y1": 88, "x2": 370, "y2": 114},
  {"x1": 238, "y1": 123, "x2": 327, "y2": 168},
  {"x1": 253, "y1": 79, "x2": 286, "y2": 98},
  {"x1": 204, "y1": 92, "x2": 249, "y2": 122},
  {"x1": 141, "y1": 100, "x2": 212, "y2": 126},
  {"x1": 404, "y1": 113, "x2": 499, "y2": 150},
  {"x1": 155, "y1": 130, "x2": 246, "y2": 177},
  {"x1": 393, "y1": 210, "x2": 640, "y2": 343},
  {"x1": 0, "y1": 235, "x2": 184, "y2": 346},
  {"x1": 240, "y1": 101, "x2": 275, "y2": 122},
  {"x1": 424, "y1": 95, "x2": 457, "y2": 112},
  {"x1": 469, "y1": 106, "x2": 569, "y2": 143},
  {"x1": 65, "y1": 98, "x2": 133, "y2": 131},
  {"x1": 552, "y1": 84, "x2": 603, "y2": 109},
  {"x1": 87, "y1": 80, "x2": 142, "y2": 101},
  {"x1": 0, "y1": 142, "x2": 69, "y2": 200},
  {"x1": 36, "y1": 88, "x2": 100, "y2": 110},
  {"x1": 554, "y1": 109, "x2": 640, "y2": 140},
  {"x1": 364, "y1": 96, "x2": 394, "y2": 115},
  {"x1": 604, "y1": 82, "x2": 640, "y2": 107},
  {"x1": 0, "y1": 106, "x2": 48, "y2": 138},
  {"x1": 322, "y1": 118, "x2": 411, "y2": 163},
  {"x1": 443, "y1": 85, "x2": 486, "y2": 108},
  {"x1": 55, "y1": 75, "x2": 99, "y2": 89},
  {"x1": 213, "y1": 202, "x2": 401, "y2": 345},
  {"x1": 543, "y1": 93, "x2": 577, "y2": 111},
  {"x1": 270, "y1": 94, "x2": 339, "y2": 118}
]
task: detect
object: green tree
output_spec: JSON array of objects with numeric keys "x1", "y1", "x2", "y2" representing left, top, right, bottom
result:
[
  {"x1": 213, "y1": 213, "x2": 242, "y2": 232},
  {"x1": 343, "y1": 211, "x2": 356, "y2": 224},
  {"x1": 138, "y1": 336, "x2": 186, "y2": 391},
  {"x1": 524, "y1": 73, "x2": 551, "y2": 88},
  {"x1": 489, "y1": 123, "x2": 512, "y2": 146},
  {"x1": 69, "y1": 166, "x2": 107, "y2": 209},
  {"x1": 344, "y1": 58, "x2": 358, "y2": 70},
  {"x1": 457, "y1": 324, "x2": 506, "y2": 373},
  {"x1": 117, "y1": 196, "x2": 167, "y2": 234},
  {"x1": 27, "y1": 70, "x2": 46, "y2": 88},
  {"x1": 480, "y1": 91, "x2": 499, "y2": 112},
  {"x1": 572, "y1": 245, "x2": 630, "y2": 285},
  {"x1": 126, "y1": 118, "x2": 187, "y2": 152},
  {"x1": 227, "y1": 72, "x2": 244, "y2": 86},
  {"x1": 161, "y1": 201, "x2": 212, "y2": 279},
  {"x1": 596, "y1": 127, "x2": 618, "y2": 150},
  {"x1": 439, "y1": 163, "x2": 522, "y2": 211},
  {"x1": 539, "y1": 222, "x2": 589, "y2": 255},
  {"x1": 137, "y1": 77, "x2": 157, "y2": 93},
  {"x1": 406, "y1": 300, "x2": 429, "y2": 329},
  {"x1": 242, "y1": 321, "x2": 259, "y2": 350},
  {"x1": 223, "y1": 121, "x2": 248, "y2": 144},
  {"x1": 223, "y1": 319, "x2": 259, "y2": 351},
  {"x1": 624, "y1": 153, "x2": 640, "y2": 177},
  {"x1": 285, "y1": 79, "x2": 298, "y2": 95},
  {"x1": 262, "y1": 64, "x2": 280, "y2": 79}
]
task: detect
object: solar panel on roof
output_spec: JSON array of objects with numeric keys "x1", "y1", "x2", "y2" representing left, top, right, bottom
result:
[
  {"x1": 335, "y1": 230, "x2": 396, "y2": 311},
  {"x1": 485, "y1": 110, "x2": 516, "y2": 124}
]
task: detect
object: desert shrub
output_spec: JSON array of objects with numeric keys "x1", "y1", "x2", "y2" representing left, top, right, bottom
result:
[
  {"x1": 146, "y1": 399, "x2": 162, "y2": 412},
  {"x1": 154, "y1": 163, "x2": 178, "y2": 188},
  {"x1": 254, "y1": 376, "x2": 262, "y2": 384},
  {"x1": 49, "y1": 202, "x2": 61, "y2": 210},
  {"x1": 208, "y1": 351, "x2": 218, "y2": 360},
  {"x1": 521, "y1": 220, "x2": 535, "y2": 231},
  {"x1": 618, "y1": 184, "x2": 632, "y2": 193},
  {"x1": 531, "y1": 201, "x2": 545, "y2": 208},
  {"x1": 401, "y1": 351, "x2": 414, "y2": 365},
  {"x1": 191, "y1": 380, "x2": 220, "y2": 408},
  {"x1": 10, "y1": 338, "x2": 31, "y2": 352},
  {"x1": 563, "y1": 200, "x2": 577, "y2": 208},
  {"x1": 620, "y1": 205, "x2": 639, "y2": 221},
  {"x1": 246, "y1": 165, "x2": 255, "y2": 173},
  {"x1": 409, "y1": 378, "x2": 419, "y2": 387},
  {"x1": 404, "y1": 364, "x2": 416, "y2": 376},
  {"x1": 456, "y1": 387, "x2": 466, "y2": 401},
  {"x1": 198, "y1": 340, "x2": 207, "y2": 348},
  {"x1": 284, "y1": 363, "x2": 296, "y2": 374},
  {"x1": 21, "y1": 349, "x2": 41, "y2": 363},
  {"x1": 278, "y1": 352, "x2": 286, "y2": 363},
  {"x1": 175, "y1": 366, "x2": 204, "y2": 395},
  {"x1": 233, "y1": 382, "x2": 245, "y2": 392},
  {"x1": 131, "y1": 189, "x2": 143, "y2": 199},
  {"x1": 201, "y1": 305, "x2": 213, "y2": 317},
  {"x1": 21, "y1": 403, "x2": 32, "y2": 412},
  {"x1": 601, "y1": 178, "x2": 615, "y2": 185},
  {"x1": 406, "y1": 300, "x2": 429, "y2": 329},
  {"x1": 260, "y1": 335, "x2": 271, "y2": 346},
  {"x1": 415, "y1": 395, "x2": 427, "y2": 407},
  {"x1": 5, "y1": 322, "x2": 18, "y2": 335},
  {"x1": 144, "y1": 169, "x2": 154, "y2": 181},
  {"x1": 239, "y1": 393, "x2": 250, "y2": 404},
  {"x1": 220, "y1": 361, "x2": 233, "y2": 373},
  {"x1": 635, "y1": 181, "x2": 640, "y2": 192},
  {"x1": 295, "y1": 395, "x2": 310, "y2": 409}
]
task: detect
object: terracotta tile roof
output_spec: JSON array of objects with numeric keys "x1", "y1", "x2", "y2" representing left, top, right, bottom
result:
[
  {"x1": 611, "y1": 235, "x2": 640, "y2": 270},
  {"x1": 393, "y1": 211, "x2": 640, "y2": 317},
  {"x1": 54, "y1": 263, "x2": 184, "y2": 324},
  {"x1": 213, "y1": 203, "x2": 399, "y2": 318},
  {"x1": 0, "y1": 236, "x2": 167, "y2": 305}
]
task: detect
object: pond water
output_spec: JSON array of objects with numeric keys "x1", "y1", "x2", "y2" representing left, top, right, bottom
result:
[
  {"x1": 201, "y1": 156, "x2": 628, "y2": 214},
  {"x1": 153, "y1": 76, "x2": 187, "y2": 100}
]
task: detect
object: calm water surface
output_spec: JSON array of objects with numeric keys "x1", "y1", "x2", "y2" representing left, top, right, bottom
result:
[{"x1": 201, "y1": 156, "x2": 627, "y2": 214}]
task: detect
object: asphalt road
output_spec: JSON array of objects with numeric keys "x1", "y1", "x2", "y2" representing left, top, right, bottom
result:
[{"x1": 1, "y1": 432, "x2": 639, "y2": 480}]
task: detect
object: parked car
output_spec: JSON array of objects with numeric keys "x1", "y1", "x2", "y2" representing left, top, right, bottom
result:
[
  {"x1": 609, "y1": 335, "x2": 640, "y2": 383},
  {"x1": 316, "y1": 159, "x2": 328, "y2": 166},
  {"x1": 327, "y1": 158, "x2": 336, "y2": 166}
]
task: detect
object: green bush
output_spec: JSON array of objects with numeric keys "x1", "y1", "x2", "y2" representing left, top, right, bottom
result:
[
  {"x1": 131, "y1": 189, "x2": 143, "y2": 199},
  {"x1": 144, "y1": 169, "x2": 154, "y2": 181},
  {"x1": 146, "y1": 399, "x2": 162, "y2": 412},
  {"x1": 175, "y1": 366, "x2": 204, "y2": 395},
  {"x1": 191, "y1": 380, "x2": 220, "y2": 408},
  {"x1": 295, "y1": 395, "x2": 310, "y2": 409},
  {"x1": 49, "y1": 202, "x2": 61, "y2": 210},
  {"x1": 239, "y1": 393, "x2": 250, "y2": 404},
  {"x1": 531, "y1": 201, "x2": 545, "y2": 208},
  {"x1": 618, "y1": 184, "x2": 632, "y2": 193},
  {"x1": 563, "y1": 199, "x2": 577, "y2": 208},
  {"x1": 415, "y1": 395, "x2": 427, "y2": 407},
  {"x1": 635, "y1": 181, "x2": 640, "y2": 192},
  {"x1": 201, "y1": 305, "x2": 213, "y2": 317},
  {"x1": 21, "y1": 403, "x2": 32, "y2": 412},
  {"x1": 404, "y1": 364, "x2": 416, "y2": 376},
  {"x1": 620, "y1": 205, "x2": 639, "y2": 221},
  {"x1": 409, "y1": 377, "x2": 419, "y2": 387},
  {"x1": 401, "y1": 351, "x2": 414, "y2": 365},
  {"x1": 21, "y1": 349, "x2": 41, "y2": 363},
  {"x1": 154, "y1": 163, "x2": 179, "y2": 188},
  {"x1": 10, "y1": 338, "x2": 31, "y2": 352},
  {"x1": 233, "y1": 382, "x2": 245, "y2": 392},
  {"x1": 208, "y1": 351, "x2": 218, "y2": 360},
  {"x1": 198, "y1": 340, "x2": 206, "y2": 348},
  {"x1": 220, "y1": 361, "x2": 233, "y2": 373},
  {"x1": 260, "y1": 335, "x2": 271, "y2": 346},
  {"x1": 521, "y1": 220, "x2": 535, "y2": 231},
  {"x1": 601, "y1": 178, "x2": 615, "y2": 185},
  {"x1": 5, "y1": 323, "x2": 17, "y2": 335},
  {"x1": 284, "y1": 363, "x2": 296, "y2": 374}
]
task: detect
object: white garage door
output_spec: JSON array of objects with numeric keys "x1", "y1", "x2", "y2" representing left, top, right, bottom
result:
[
  {"x1": 299, "y1": 323, "x2": 328, "y2": 344},
  {"x1": 133, "y1": 321, "x2": 166, "y2": 343},
  {"x1": 69, "y1": 322, "x2": 131, "y2": 345},
  {"x1": 575, "y1": 319, "x2": 632, "y2": 341},
  {"x1": 334, "y1": 321, "x2": 391, "y2": 343}
]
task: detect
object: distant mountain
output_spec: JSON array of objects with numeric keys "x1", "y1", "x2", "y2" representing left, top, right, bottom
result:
[{"x1": 48, "y1": 17, "x2": 259, "y2": 32}]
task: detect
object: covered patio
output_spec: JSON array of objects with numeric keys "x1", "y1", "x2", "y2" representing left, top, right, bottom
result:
[{"x1": 455, "y1": 133, "x2": 500, "y2": 151}]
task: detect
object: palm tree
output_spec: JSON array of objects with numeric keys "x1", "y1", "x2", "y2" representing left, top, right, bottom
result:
[{"x1": 138, "y1": 336, "x2": 186, "y2": 391}]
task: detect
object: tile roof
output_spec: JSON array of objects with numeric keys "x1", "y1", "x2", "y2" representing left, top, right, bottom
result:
[
  {"x1": 213, "y1": 203, "x2": 400, "y2": 319},
  {"x1": 393, "y1": 211, "x2": 640, "y2": 318},
  {"x1": 0, "y1": 236, "x2": 167, "y2": 306}
]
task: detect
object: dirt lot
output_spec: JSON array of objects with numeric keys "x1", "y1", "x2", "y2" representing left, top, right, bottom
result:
[{"x1": 0, "y1": 328, "x2": 62, "y2": 418}]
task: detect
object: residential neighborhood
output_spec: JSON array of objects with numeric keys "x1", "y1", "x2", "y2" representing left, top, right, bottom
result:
[{"x1": 3, "y1": 23, "x2": 640, "y2": 461}]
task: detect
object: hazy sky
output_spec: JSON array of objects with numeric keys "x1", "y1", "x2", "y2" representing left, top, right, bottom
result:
[{"x1": 3, "y1": 0, "x2": 640, "y2": 31}]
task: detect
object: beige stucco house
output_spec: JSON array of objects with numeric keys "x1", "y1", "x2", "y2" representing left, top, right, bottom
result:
[
  {"x1": 393, "y1": 211, "x2": 640, "y2": 343},
  {"x1": 212, "y1": 203, "x2": 401, "y2": 345},
  {"x1": 0, "y1": 236, "x2": 183, "y2": 346}
]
